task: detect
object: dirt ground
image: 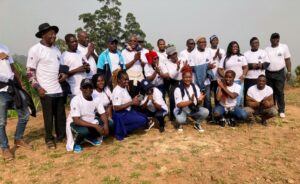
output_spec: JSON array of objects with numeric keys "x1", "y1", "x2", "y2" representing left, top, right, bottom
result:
[{"x1": 1, "y1": 87, "x2": 300, "y2": 184}]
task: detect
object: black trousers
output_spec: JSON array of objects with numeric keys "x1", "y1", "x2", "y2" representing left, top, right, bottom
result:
[
  {"x1": 142, "y1": 109, "x2": 166, "y2": 127},
  {"x1": 128, "y1": 80, "x2": 141, "y2": 98},
  {"x1": 40, "y1": 95, "x2": 66, "y2": 142},
  {"x1": 168, "y1": 80, "x2": 179, "y2": 121},
  {"x1": 266, "y1": 69, "x2": 285, "y2": 113},
  {"x1": 244, "y1": 78, "x2": 257, "y2": 106}
]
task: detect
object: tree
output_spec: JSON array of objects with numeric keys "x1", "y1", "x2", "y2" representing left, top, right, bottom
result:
[
  {"x1": 77, "y1": 0, "x2": 153, "y2": 52},
  {"x1": 121, "y1": 13, "x2": 153, "y2": 50},
  {"x1": 55, "y1": 38, "x2": 67, "y2": 53},
  {"x1": 77, "y1": 0, "x2": 123, "y2": 53}
]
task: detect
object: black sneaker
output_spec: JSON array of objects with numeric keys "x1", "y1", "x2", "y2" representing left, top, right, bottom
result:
[
  {"x1": 228, "y1": 118, "x2": 236, "y2": 127},
  {"x1": 159, "y1": 126, "x2": 165, "y2": 133},
  {"x1": 219, "y1": 118, "x2": 226, "y2": 127},
  {"x1": 261, "y1": 119, "x2": 267, "y2": 126}
]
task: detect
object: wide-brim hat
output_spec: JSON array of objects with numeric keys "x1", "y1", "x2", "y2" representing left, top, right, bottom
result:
[{"x1": 35, "y1": 23, "x2": 59, "y2": 38}]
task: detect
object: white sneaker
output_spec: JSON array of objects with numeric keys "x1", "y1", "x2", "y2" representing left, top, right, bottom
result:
[
  {"x1": 178, "y1": 125, "x2": 183, "y2": 132},
  {"x1": 194, "y1": 124, "x2": 204, "y2": 133},
  {"x1": 279, "y1": 113, "x2": 286, "y2": 118},
  {"x1": 145, "y1": 120, "x2": 155, "y2": 131}
]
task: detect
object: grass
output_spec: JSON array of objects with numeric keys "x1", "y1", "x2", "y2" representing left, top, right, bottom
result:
[
  {"x1": 129, "y1": 171, "x2": 141, "y2": 179},
  {"x1": 102, "y1": 176, "x2": 122, "y2": 184}
]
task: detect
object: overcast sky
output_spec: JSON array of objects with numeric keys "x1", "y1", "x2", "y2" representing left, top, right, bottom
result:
[{"x1": 1, "y1": 0, "x2": 300, "y2": 68}]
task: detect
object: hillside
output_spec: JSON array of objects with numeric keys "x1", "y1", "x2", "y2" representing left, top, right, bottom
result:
[{"x1": 1, "y1": 87, "x2": 300, "y2": 184}]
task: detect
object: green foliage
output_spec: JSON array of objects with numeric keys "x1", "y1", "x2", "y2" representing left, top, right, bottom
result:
[
  {"x1": 55, "y1": 38, "x2": 67, "y2": 52},
  {"x1": 77, "y1": 0, "x2": 153, "y2": 52},
  {"x1": 8, "y1": 62, "x2": 41, "y2": 118},
  {"x1": 288, "y1": 65, "x2": 300, "y2": 87}
]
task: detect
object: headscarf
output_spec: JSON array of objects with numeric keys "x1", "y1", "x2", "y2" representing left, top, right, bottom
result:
[{"x1": 145, "y1": 50, "x2": 158, "y2": 65}]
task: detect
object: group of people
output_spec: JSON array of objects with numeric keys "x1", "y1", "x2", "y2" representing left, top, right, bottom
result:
[{"x1": 0, "y1": 22, "x2": 292, "y2": 159}]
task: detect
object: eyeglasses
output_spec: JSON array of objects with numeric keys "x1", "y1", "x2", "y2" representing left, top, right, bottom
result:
[{"x1": 188, "y1": 42, "x2": 195, "y2": 45}]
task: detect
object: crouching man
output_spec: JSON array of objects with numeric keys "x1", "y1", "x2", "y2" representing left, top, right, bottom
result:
[
  {"x1": 245, "y1": 75, "x2": 277, "y2": 126},
  {"x1": 66, "y1": 79, "x2": 109, "y2": 153}
]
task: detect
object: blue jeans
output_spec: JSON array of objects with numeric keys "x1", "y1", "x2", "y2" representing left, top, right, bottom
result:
[
  {"x1": 174, "y1": 107, "x2": 209, "y2": 125},
  {"x1": 213, "y1": 104, "x2": 247, "y2": 120},
  {"x1": 203, "y1": 84, "x2": 212, "y2": 116},
  {"x1": 0, "y1": 91, "x2": 30, "y2": 148},
  {"x1": 234, "y1": 80, "x2": 244, "y2": 107}
]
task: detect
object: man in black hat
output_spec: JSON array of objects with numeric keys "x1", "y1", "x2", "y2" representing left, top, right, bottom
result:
[
  {"x1": 265, "y1": 33, "x2": 292, "y2": 118},
  {"x1": 26, "y1": 23, "x2": 68, "y2": 149}
]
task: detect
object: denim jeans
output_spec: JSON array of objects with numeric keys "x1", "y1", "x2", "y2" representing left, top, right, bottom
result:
[
  {"x1": 0, "y1": 91, "x2": 30, "y2": 148},
  {"x1": 203, "y1": 84, "x2": 212, "y2": 115},
  {"x1": 213, "y1": 104, "x2": 247, "y2": 120},
  {"x1": 174, "y1": 107, "x2": 209, "y2": 125},
  {"x1": 234, "y1": 80, "x2": 244, "y2": 107}
]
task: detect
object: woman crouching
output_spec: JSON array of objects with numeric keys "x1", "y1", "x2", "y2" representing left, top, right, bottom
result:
[
  {"x1": 174, "y1": 65, "x2": 209, "y2": 132},
  {"x1": 112, "y1": 71, "x2": 149, "y2": 140}
]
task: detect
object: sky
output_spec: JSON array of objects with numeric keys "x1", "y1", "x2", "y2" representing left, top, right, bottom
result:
[{"x1": 1, "y1": 0, "x2": 300, "y2": 68}]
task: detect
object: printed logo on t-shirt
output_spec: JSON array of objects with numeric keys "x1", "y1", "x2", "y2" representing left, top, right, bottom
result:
[
  {"x1": 258, "y1": 56, "x2": 262, "y2": 60},
  {"x1": 237, "y1": 59, "x2": 241, "y2": 62},
  {"x1": 30, "y1": 57, "x2": 34, "y2": 60},
  {"x1": 206, "y1": 58, "x2": 209, "y2": 62},
  {"x1": 278, "y1": 53, "x2": 282, "y2": 57},
  {"x1": 73, "y1": 107, "x2": 76, "y2": 110}
]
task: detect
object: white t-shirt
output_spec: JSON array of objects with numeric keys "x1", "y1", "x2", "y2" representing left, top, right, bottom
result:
[
  {"x1": 179, "y1": 49, "x2": 194, "y2": 65},
  {"x1": 244, "y1": 49, "x2": 270, "y2": 79},
  {"x1": 144, "y1": 61, "x2": 168, "y2": 86},
  {"x1": 165, "y1": 59, "x2": 183, "y2": 81},
  {"x1": 26, "y1": 43, "x2": 62, "y2": 94},
  {"x1": 265, "y1": 43, "x2": 291, "y2": 72},
  {"x1": 247, "y1": 85, "x2": 273, "y2": 102},
  {"x1": 140, "y1": 87, "x2": 168, "y2": 113},
  {"x1": 77, "y1": 44, "x2": 97, "y2": 79},
  {"x1": 190, "y1": 48, "x2": 213, "y2": 66},
  {"x1": 112, "y1": 85, "x2": 132, "y2": 111},
  {"x1": 156, "y1": 51, "x2": 168, "y2": 65},
  {"x1": 65, "y1": 93, "x2": 105, "y2": 151},
  {"x1": 219, "y1": 83, "x2": 241, "y2": 108},
  {"x1": 108, "y1": 52, "x2": 122, "y2": 72},
  {"x1": 0, "y1": 44, "x2": 14, "y2": 92},
  {"x1": 219, "y1": 55, "x2": 248, "y2": 80},
  {"x1": 68, "y1": 93, "x2": 105, "y2": 124},
  {"x1": 190, "y1": 48, "x2": 213, "y2": 84},
  {"x1": 92, "y1": 87, "x2": 112, "y2": 107},
  {"x1": 62, "y1": 51, "x2": 87, "y2": 95},
  {"x1": 122, "y1": 49, "x2": 146, "y2": 74},
  {"x1": 208, "y1": 47, "x2": 226, "y2": 79},
  {"x1": 174, "y1": 84, "x2": 202, "y2": 113}
]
